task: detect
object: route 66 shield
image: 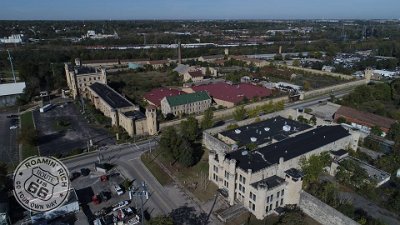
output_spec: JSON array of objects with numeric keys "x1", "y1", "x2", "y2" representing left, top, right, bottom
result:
[
  {"x1": 24, "y1": 167, "x2": 59, "y2": 201},
  {"x1": 13, "y1": 156, "x2": 70, "y2": 212}
]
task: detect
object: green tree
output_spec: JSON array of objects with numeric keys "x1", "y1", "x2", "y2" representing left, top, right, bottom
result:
[
  {"x1": 303, "y1": 81, "x2": 311, "y2": 91},
  {"x1": 388, "y1": 122, "x2": 400, "y2": 141},
  {"x1": 148, "y1": 215, "x2": 174, "y2": 225},
  {"x1": 300, "y1": 152, "x2": 331, "y2": 186},
  {"x1": 277, "y1": 207, "x2": 306, "y2": 225},
  {"x1": 177, "y1": 139, "x2": 195, "y2": 167},
  {"x1": 159, "y1": 127, "x2": 181, "y2": 160},
  {"x1": 200, "y1": 108, "x2": 214, "y2": 130},
  {"x1": 292, "y1": 59, "x2": 300, "y2": 67},
  {"x1": 0, "y1": 162, "x2": 7, "y2": 191},
  {"x1": 233, "y1": 106, "x2": 246, "y2": 121},
  {"x1": 337, "y1": 117, "x2": 347, "y2": 124},
  {"x1": 180, "y1": 116, "x2": 199, "y2": 141},
  {"x1": 309, "y1": 115, "x2": 317, "y2": 125},
  {"x1": 370, "y1": 126, "x2": 383, "y2": 136}
]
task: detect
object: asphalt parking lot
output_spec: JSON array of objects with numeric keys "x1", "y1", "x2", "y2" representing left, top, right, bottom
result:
[
  {"x1": 0, "y1": 109, "x2": 19, "y2": 163},
  {"x1": 33, "y1": 102, "x2": 115, "y2": 156},
  {"x1": 72, "y1": 167, "x2": 141, "y2": 224}
]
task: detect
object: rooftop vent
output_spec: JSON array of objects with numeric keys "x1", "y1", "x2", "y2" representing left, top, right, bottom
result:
[
  {"x1": 250, "y1": 137, "x2": 257, "y2": 142},
  {"x1": 264, "y1": 127, "x2": 270, "y2": 131},
  {"x1": 235, "y1": 129, "x2": 241, "y2": 134},
  {"x1": 283, "y1": 125, "x2": 291, "y2": 132}
]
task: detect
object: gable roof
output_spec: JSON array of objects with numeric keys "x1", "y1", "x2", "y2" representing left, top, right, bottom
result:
[
  {"x1": 335, "y1": 106, "x2": 396, "y2": 131},
  {"x1": 173, "y1": 64, "x2": 190, "y2": 74},
  {"x1": 144, "y1": 87, "x2": 185, "y2": 107},
  {"x1": 188, "y1": 70, "x2": 203, "y2": 78},
  {"x1": 166, "y1": 91, "x2": 210, "y2": 107},
  {"x1": 0, "y1": 82, "x2": 26, "y2": 96}
]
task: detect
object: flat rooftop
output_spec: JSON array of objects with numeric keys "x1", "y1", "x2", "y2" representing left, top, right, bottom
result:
[
  {"x1": 251, "y1": 175, "x2": 285, "y2": 189},
  {"x1": 89, "y1": 82, "x2": 133, "y2": 109},
  {"x1": 227, "y1": 125, "x2": 351, "y2": 172},
  {"x1": 341, "y1": 156, "x2": 391, "y2": 185},
  {"x1": 123, "y1": 110, "x2": 145, "y2": 120},
  {"x1": 220, "y1": 116, "x2": 311, "y2": 146}
]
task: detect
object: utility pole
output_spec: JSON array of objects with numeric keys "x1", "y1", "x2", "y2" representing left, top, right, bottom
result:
[{"x1": 7, "y1": 50, "x2": 16, "y2": 83}]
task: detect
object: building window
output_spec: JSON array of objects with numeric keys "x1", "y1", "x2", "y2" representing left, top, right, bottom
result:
[
  {"x1": 252, "y1": 204, "x2": 255, "y2": 211},
  {"x1": 270, "y1": 204, "x2": 273, "y2": 211},
  {"x1": 243, "y1": 177, "x2": 246, "y2": 184},
  {"x1": 266, "y1": 205, "x2": 269, "y2": 212},
  {"x1": 213, "y1": 165, "x2": 218, "y2": 173},
  {"x1": 281, "y1": 190, "x2": 284, "y2": 196},
  {"x1": 280, "y1": 199, "x2": 283, "y2": 206},
  {"x1": 239, "y1": 175, "x2": 242, "y2": 182},
  {"x1": 267, "y1": 196, "x2": 270, "y2": 203},
  {"x1": 225, "y1": 171, "x2": 229, "y2": 179},
  {"x1": 277, "y1": 191, "x2": 280, "y2": 198},
  {"x1": 276, "y1": 201, "x2": 279, "y2": 208},
  {"x1": 270, "y1": 195, "x2": 273, "y2": 201}
]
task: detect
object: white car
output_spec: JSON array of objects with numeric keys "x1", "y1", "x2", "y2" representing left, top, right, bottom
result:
[
  {"x1": 127, "y1": 215, "x2": 140, "y2": 225},
  {"x1": 9, "y1": 125, "x2": 18, "y2": 130},
  {"x1": 113, "y1": 184, "x2": 124, "y2": 196},
  {"x1": 112, "y1": 200, "x2": 129, "y2": 211}
]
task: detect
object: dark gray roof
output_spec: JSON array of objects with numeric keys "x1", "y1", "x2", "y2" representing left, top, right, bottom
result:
[
  {"x1": 89, "y1": 83, "x2": 133, "y2": 109},
  {"x1": 285, "y1": 168, "x2": 303, "y2": 179},
  {"x1": 227, "y1": 125, "x2": 351, "y2": 172},
  {"x1": 251, "y1": 175, "x2": 285, "y2": 189},
  {"x1": 220, "y1": 116, "x2": 311, "y2": 146},
  {"x1": 330, "y1": 149, "x2": 348, "y2": 157},
  {"x1": 124, "y1": 110, "x2": 146, "y2": 120}
]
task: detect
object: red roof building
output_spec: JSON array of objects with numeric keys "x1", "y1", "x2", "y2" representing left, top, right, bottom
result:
[
  {"x1": 144, "y1": 87, "x2": 185, "y2": 107},
  {"x1": 191, "y1": 83, "x2": 272, "y2": 107},
  {"x1": 334, "y1": 106, "x2": 396, "y2": 133}
]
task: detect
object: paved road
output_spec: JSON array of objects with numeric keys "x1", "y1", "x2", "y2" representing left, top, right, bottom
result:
[
  {"x1": 0, "y1": 110, "x2": 19, "y2": 164},
  {"x1": 63, "y1": 139, "x2": 180, "y2": 217}
]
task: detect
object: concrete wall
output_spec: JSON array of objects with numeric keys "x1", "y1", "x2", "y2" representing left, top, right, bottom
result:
[
  {"x1": 0, "y1": 94, "x2": 18, "y2": 106},
  {"x1": 303, "y1": 79, "x2": 366, "y2": 99},
  {"x1": 285, "y1": 65, "x2": 354, "y2": 80},
  {"x1": 299, "y1": 191, "x2": 358, "y2": 225}
]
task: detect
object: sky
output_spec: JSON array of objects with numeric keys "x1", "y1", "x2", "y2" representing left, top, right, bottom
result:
[{"x1": 1, "y1": 0, "x2": 399, "y2": 20}]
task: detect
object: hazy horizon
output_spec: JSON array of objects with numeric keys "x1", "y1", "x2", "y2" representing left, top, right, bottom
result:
[{"x1": 1, "y1": 0, "x2": 400, "y2": 20}]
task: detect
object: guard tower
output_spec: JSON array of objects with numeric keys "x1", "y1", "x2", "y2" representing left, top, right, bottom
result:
[{"x1": 146, "y1": 106, "x2": 158, "y2": 135}]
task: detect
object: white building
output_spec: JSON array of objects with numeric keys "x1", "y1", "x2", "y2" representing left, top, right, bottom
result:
[
  {"x1": 373, "y1": 70, "x2": 397, "y2": 78},
  {"x1": 0, "y1": 34, "x2": 26, "y2": 44},
  {"x1": 206, "y1": 116, "x2": 359, "y2": 219},
  {"x1": 0, "y1": 82, "x2": 26, "y2": 106}
]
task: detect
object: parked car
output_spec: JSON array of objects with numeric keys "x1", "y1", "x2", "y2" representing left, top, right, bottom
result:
[
  {"x1": 112, "y1": 200, "x2": 129, "y2": 211},
  {"x1": 70, "y1": 172, "x2": 81, "y2": 181},
  {"x1": 123, "y1": 207, "x2": 134, "y2": 215},
  {"x1": 100, "y1": 191, "x2": 111, "y2": 201},
  {"x1": 81, "y1": 168, "x2": 90, "y2": 176},
  {"x1": 113, "y1": 184, "x2": 124, "y2": 196},
  {"x1": 9, "y1": 125, "x2": 18, "y2": 130}
]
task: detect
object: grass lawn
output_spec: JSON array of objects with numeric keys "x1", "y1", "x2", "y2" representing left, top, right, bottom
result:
[
  {"x1": 154, "y1": 147, "x2": 219, "y2": 202},
  {"x1": 20, "y1": 111, "x2": 39, "y2": 159},
  {"x1": 141, "y1": 152, "x2": 173, "y2": 186}
]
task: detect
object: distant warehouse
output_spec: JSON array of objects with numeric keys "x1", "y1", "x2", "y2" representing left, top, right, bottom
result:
[{"x1": 0, "y1": 82, "x2": 26, "y2": 106}]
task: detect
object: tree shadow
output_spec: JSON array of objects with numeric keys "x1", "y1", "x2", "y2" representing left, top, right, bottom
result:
[{"x1": 170, "y1": 206, "x2": 208, "y2": 225}]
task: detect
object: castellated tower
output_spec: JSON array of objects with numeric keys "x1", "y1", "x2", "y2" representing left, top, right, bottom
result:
[{"x1": 146, "y1": 106, "x2": 158, "y2": 135}]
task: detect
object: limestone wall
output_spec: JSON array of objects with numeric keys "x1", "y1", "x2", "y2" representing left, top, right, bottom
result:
[{"x1": 299, "y1": 191, "x2": 358, "y2": 225}]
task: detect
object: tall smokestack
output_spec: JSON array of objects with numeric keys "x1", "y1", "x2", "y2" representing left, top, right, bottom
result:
[
  {"x1": 178, "y1": 41, "x2": 182, "y2": 64},
  {"x1": 278, "y1": 46, "x2": 282, "y2": 54}
]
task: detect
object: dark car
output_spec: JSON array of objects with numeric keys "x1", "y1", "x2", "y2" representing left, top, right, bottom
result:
[
  {"x1": 100, "y1": 191, "x2": 111, "y2": 201},
  {"x1": 70, "y1": 172, "x2": 81, "y2": 181},
  {"x1": 80, "y1": 168, "x2": 90, "y2": 176},
  {"x1": 6, "y1": 115, "x2": 18, "y2": 118}
]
